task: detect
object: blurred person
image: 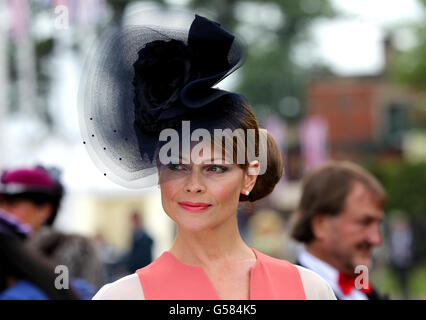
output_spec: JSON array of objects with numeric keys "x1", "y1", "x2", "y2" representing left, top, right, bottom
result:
[
  {"x1": 29, "y1": 229, "x2": 105, "y2": 299},
  {"x1": 87, "y1": 13, "x2": 335, "y2": 300},
  {"x1": 248, "y1": 209, "x2": 285, "y2": 259},
  {"x1": 0, "y1": 166, "x2": 79, "y2": 299},
  {"x1": 94, "y1": 232, "x2": 122, "y2": 283},
  {"x1": 388, "y1": 215, "x2": 413, "y2": 299},
  {"x1": 291, "y1": 161, "x2": 387, "y2": 300},
  {"x1": 125, "y1": 211, "x2": 153, "y2": 274},
  {"x1": 0, "y1": 166, "x2": 64, "y2": 232}
]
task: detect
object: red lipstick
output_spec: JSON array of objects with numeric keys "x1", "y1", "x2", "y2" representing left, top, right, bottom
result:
[{"x1": 178, "y1": 201, "x2": 211, "y2": 212}]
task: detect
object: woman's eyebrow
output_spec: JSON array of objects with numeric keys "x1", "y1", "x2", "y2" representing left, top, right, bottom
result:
[{"x1": 177, "y1": 156, "x2": 226, "y2": 164}]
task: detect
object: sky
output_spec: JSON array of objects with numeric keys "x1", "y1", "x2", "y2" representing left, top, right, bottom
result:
[{"x1": 306, "y1": 0, "x2": 425, "y2": 75}]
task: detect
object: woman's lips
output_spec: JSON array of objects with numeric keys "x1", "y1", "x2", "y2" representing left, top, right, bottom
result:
[{"x1": 178, "y1": 202, "x2": 211, "y2": 212}]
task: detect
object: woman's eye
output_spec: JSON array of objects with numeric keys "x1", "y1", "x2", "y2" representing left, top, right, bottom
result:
[
  {"x1": 208, "y1": 165, "x2": 228, "y2": 173},
  {"x1": 168, "y1": 163, "x2": 185, "y2": 171}
]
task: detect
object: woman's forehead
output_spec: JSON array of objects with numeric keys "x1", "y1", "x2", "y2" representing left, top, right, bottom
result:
[{"x1": 178, "y1": 140, "x2": 233, "y2": 164}]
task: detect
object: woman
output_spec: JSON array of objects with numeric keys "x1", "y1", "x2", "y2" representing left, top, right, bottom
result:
[{"x1": 81, "y1": 12, "x2": 335, "y2": 300}]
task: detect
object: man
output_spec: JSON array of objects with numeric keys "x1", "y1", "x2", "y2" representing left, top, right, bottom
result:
[
  {"x1": 291, "y1": 161, "x2": 387, "y2": 300},
  {"x1": 125, "y1": 211, "x2": 153, "y2": 273},
  {"x1": 0, "y1": 165, "x2": 79, "y2": 299}
]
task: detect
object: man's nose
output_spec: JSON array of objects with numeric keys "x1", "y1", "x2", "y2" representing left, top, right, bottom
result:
[
  {"x1": 367, "y1": 223, "x2": 382, "y2": 246},
  {"x1": 184, "y1": 169, "x2": 206, "y2": 193}
]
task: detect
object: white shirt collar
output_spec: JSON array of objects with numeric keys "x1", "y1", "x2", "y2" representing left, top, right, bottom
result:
[
  {"x1": 299, "y1": 247, "x2": 339, "y2": 288},
  {"x1": 299, "y1": 247, "x2": 368, "y2": 300}
]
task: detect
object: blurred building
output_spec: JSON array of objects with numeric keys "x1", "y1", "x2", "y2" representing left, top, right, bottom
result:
[
  {"x1": 271, "y1": 35, "x2": 426, "y2": 215},
  {"x1": 304, "y1": 36, "x2": 422, "y2": 164},
  {"x1": 305, "y1": 77, "x2": 414, "y2": 162}
]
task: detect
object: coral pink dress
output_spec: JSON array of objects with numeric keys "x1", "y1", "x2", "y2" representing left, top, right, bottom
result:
[{"x1": 136, "y1": 248, "x2": 306, "y2": 300}]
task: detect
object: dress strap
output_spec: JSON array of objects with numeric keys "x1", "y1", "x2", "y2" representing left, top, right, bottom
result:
[{"x1": 250, "y1": 249, "x2": 306, "y2": 300}]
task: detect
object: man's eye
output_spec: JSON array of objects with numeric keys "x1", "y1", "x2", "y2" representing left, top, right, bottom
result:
[{"x1": 360, "y1": 218, "x2": 372, "y2": 226}]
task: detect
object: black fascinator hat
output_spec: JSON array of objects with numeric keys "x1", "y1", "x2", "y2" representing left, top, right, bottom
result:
[{"x1": 78, "y1": 12, "x2": 246, "y2": 189}]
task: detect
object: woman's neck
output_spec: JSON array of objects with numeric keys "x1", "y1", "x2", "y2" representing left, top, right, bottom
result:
[{"x1": 169, "y1": 218, "x2": 254, "y2": 268}]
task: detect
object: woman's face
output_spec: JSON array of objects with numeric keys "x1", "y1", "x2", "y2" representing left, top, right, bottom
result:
[{"x1": 158, "y1": 141, "x2": 258, "y2": 233}]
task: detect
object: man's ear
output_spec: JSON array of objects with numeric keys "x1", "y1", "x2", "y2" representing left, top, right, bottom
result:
[{"x1": 311, "y1": 214, "x2": 333, "y2": 241}]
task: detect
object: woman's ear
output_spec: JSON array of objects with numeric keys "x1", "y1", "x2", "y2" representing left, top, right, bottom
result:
[
  {"x1": 243, "y1": 160, "x2": 260, "y2": 193},
  {"x1": 248, "y1": 160, "x2": 260, "y2": 176}
]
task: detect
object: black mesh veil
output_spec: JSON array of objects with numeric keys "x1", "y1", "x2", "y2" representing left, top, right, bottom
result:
[{"x1": 78, "y1": 12, "x2": 245, "y2": 189}]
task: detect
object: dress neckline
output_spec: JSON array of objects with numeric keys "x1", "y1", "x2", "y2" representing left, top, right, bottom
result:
[
  {"x1": 136, "y1": 247, "x2": 307, "y2": 299},
  {"x1": 162, "y1": 248, "x2": 261, "y2": 299},
  {"x1": 163, "y1": 247, "x2": 260, "y2": 269}
]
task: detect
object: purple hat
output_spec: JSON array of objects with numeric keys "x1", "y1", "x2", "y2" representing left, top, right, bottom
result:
[{"x1": 0, "y1": 166, "x2": 57, "y2": 195}]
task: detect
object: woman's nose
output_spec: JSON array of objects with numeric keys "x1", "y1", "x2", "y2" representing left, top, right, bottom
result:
[{"x1": 184, "y1": 169, "x2": 206, "y2": 193}]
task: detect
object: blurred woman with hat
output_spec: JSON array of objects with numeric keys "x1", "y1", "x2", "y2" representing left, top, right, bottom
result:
[{"x1": 0, "y1": 165, "x2": 80, "y2": 299}]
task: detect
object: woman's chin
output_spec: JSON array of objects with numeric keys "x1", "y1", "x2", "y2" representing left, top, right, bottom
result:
[
  {"x1": 177, "y1": 217, "x2": 234, "y2": 234},
  {"x1": 175, "y1": 216, "x2": 217, "y2": 233},
  {"x1": 167, "y1": 205, "x2": 232, "y2": 233}
]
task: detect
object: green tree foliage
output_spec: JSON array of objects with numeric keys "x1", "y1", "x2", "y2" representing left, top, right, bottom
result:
[
  {"x1": 369, "y1": 161, "x2": 426, "y2": 217},
  {"x1": 107, "y1": 0, "x2": 166, "y2": 22},
  {"x1": 390, "y1": 1, "x2": 426, "y2": 91},
  {"x1": 369, "y1": 160, "x2": 426, "y2": 263}
]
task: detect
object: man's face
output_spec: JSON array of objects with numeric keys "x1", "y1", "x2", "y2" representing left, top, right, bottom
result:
[
  {"x1": 325, "y1": 182, "x2": 384, "y2": 275},
  {"x1": 5, "y1": 200, "x2": 52, "y2": 232}
]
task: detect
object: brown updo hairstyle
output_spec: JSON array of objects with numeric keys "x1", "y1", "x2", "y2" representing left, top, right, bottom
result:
[
  {"x1": 181, "y1": 94, "x2": 284, "y2": 202},
  {"x1": 240, "y1": 130, "x2": 283, "y2": 202}
]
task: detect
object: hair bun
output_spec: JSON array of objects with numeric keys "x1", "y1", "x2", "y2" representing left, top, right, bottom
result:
[{"x1": 243, "y1": 130, "x2": 283, "y2": 202}]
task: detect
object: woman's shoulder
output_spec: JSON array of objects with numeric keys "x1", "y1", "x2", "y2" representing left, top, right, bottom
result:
[
  {"x1": 295, "y1": 265, "x2": 337, "y2": 300},
  {"x1": 92, "y1": 274, "x2": 144, "y2": 300}
]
